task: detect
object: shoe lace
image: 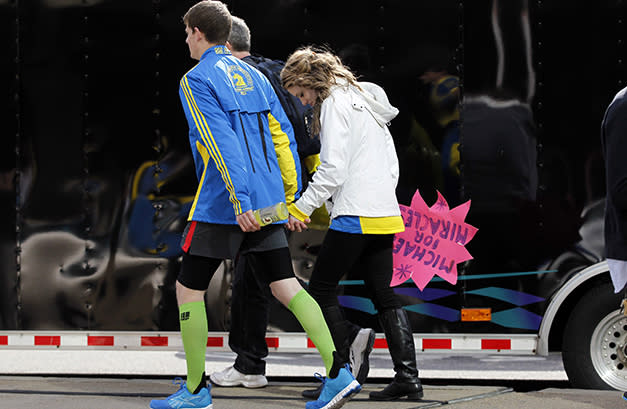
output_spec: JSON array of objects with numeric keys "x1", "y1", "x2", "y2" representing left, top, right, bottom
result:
[
  {"x1": 313, "y1": 373, "x2": 327, "y2": 386},
  {"x1": 172, "y1": 377, "x2": 186, "y2": 391}
]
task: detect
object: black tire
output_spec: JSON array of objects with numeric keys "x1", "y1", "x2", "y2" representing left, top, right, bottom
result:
[{"x1": 562, "y1": 281, "x2": 625, "y2": 390}]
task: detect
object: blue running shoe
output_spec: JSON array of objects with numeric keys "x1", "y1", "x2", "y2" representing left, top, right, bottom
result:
[
  {"x1": 150, "y1": 378, "x2": 213, "y2": 409},
  {"x1": 623, "y1": 391, "x2": 627, "y2": 401},
  {"x1": 306, "y1": 365, "x2": 361, "y2": 409}
]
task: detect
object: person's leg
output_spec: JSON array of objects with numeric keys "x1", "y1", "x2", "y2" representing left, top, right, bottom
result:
[
  {"x1": 299, "y1": 230, "x2": 370, "y2": 402},
  {"x1": 232, "y1": 254, "x2": 270, "y2": 375},
  {"x1": 150, "y1": 252, "x2": 221, "y2": 409},
  {"x1": 344, "y1": 254, "x2": 376, "y2": 383},
  {"x1": 342, "y1": 256, "x2": 367, "y2": 344},
  {"x1": 249, "y1": 246, "x2": 360, "y2": 408},
  {"x1": 211, "y1": 253, "x2": 270, "y2": 387},
  {"x1": 269, "y1": 276, "x2": 361, "y2": 409},
  {"x1": 239, "y1": 227, "x2": 338, "y2": 375},
  {"x1": 359, "y1": 235, "x2": 401, "y2": 314},
  {"x1": 176, "y1": 253, "x2": 224, "y2": 394},
  {"x1": 177, "y1": 288, "x2": 208, "y2": 393},
  {"x1": 267, "y1": 267, "x2": 337, "y2": 375},
  {"x1": 300, "y1": 233, "x2": 381, "y2": 401},
  {"x1": 369, "y1": 307, "x2": 422, "y2": 401},
  {"x1": 307, "y1": 230, "x2": 368, "y2": 367},
  {"x1": 360, "y1": 235, "x2": 423, "y2": 401}
]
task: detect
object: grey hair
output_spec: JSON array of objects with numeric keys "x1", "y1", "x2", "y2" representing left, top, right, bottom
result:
[{"x1": 228, "y1": 16, "x2": 251, "y2": 52}]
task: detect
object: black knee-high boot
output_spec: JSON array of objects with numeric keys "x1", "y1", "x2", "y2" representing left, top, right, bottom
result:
[{"x1": 369, "y1": 308, "x2": 423, "y2": 401}]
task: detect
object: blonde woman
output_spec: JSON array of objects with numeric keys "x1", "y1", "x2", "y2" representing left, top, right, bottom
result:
[{"x1": 282, "y1": 47, "x2": 424, "y2": 402}]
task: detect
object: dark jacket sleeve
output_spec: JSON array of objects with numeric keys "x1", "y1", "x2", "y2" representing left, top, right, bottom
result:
[
  {"x1": 244, "y1": 55, "x2": 321, "y2": 161},
  {"x1": 603, "y1": 97, "x2": 627, "y2": 211}
]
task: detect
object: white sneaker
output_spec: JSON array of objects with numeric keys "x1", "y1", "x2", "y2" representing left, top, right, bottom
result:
[
  {"x1": 350, "y1": 328, "x2": 376, "y2": 384},
  {"x1": 209, "y1": 365, "x2": 268, "y2": 388}
]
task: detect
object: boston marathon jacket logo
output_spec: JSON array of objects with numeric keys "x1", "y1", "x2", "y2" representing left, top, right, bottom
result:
[
  {"x1": 180, "y1": 311, "x2": 190, "y2": 321},
  {"x1": 227, "y1": 65, "x2": 254, "y2": 95}
]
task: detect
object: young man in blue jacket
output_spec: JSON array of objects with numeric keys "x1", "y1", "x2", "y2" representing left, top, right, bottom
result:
[{"x1": 149, "y1": 2, "x2": 359, "y2": 409}]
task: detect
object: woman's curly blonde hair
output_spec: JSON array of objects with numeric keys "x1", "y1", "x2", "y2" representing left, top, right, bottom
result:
[{"x1": 281, "y1": 46, "x2": 360, "y2": 135}]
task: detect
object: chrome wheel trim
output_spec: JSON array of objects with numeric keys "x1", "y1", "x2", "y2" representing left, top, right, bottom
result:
[{"x1": 590, "y1": 310, "x2": 627, "y2": 390}]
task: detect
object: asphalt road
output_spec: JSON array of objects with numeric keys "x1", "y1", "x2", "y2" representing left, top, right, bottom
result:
[
  {"x1": 0, "y1": 350, "x2": 623, "y2": 408},
  {"x1": 0, "y1": 377, "x2": 622, "y2": 409}
]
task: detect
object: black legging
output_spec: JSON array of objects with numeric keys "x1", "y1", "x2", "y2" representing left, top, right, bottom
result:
[{"x1": 308, "y1": 229, "x2": 401, "y2": 361}]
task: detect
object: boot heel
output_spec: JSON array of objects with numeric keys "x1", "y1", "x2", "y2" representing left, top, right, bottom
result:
[{"x1": 406, "y1": 391, "x2": 424, "y2": 400}]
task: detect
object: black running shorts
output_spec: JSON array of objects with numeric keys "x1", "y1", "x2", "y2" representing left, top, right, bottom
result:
[{"x1": 177, "y1": 221, "x2": 294, "y2": 290}]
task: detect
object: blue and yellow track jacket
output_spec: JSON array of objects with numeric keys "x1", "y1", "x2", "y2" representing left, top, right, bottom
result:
[{"x1": 179, "y1": 45, "x2": 301, "y2": 224}]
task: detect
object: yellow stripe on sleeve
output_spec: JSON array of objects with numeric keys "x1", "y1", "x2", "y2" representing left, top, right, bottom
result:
[
  {"x1": 268, "y1": 112, "x2": 298, "y2": 205},
  {"x1": 182, "y1": 77, "x2": 239, "y2": 195},
  {"x1": 180, "y1": 76, "x2": 243, "y2": 214},
  {"x1": 181, "y1": 76, "x2": 240, "y2": 213},
  {"x1": 288, "y1": 203, "x2": 309, "y2": 222}
]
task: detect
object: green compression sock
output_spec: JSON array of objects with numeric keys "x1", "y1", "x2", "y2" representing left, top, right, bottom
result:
[
  {"x1": 288, "y1": 289, "x2": 335, "y2": 375},
  {"x1": 179, "y1": 301, "x2": 208, "y2": 393}
]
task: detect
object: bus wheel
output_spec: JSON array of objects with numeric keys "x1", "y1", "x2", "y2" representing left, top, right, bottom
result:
[{"x1": 562, "y1": 281, "x2": 627, "y2": 390}]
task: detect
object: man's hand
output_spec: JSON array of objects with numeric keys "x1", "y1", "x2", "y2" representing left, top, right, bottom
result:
[
  {"x1": 286, "y1": 215, "x2": 310, "y2": 232},
  {"x1": 236, "y1": 210, "x2": 261, "y2": 232}
]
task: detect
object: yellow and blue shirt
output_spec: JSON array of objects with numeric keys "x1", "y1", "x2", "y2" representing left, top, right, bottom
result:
[{"x1": 330, "y1": 215, "x2": 404, "y2": 235}]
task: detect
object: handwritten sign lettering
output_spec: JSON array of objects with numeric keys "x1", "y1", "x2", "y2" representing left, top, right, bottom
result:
[{"x1": 391, "y1": 190, "x2": 478, "y2": 290}]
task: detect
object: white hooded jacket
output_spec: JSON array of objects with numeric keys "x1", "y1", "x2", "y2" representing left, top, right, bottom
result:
[{"x1": 292, "y1": 80, "x2": 401, "y2": 222}]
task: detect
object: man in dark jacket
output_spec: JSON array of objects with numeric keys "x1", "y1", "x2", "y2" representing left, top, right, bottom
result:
[
  {"x1": 602, "y1": 86, "x2": 627, "y2": 295},
  {"x1": 208, "y1": 15, "x2": 318, "y2": 390},
  {"x1": 601, "y1": 86, "x2": 627, "y2": 402},
  {"x1": 228, "y1": 17, "x2": 320, "y2": 178}
]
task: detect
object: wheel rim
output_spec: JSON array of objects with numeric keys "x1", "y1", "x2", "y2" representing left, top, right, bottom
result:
[{"x1": 590, "y1": 310, "x2": 627, "y2": 390}]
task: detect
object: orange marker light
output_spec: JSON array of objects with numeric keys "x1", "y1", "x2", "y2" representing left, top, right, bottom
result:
[{"x1": 461, "y1": 308, "x2": 492, "y2": 322}]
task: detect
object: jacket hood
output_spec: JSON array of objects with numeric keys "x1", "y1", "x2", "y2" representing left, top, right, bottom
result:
[{"x1": 357, "y1": 81, "x2": 399, "y2": 126}]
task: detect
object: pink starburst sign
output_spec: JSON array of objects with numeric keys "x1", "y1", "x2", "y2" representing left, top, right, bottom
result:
[{"x1": 391, "y1": 190, "x2": 478, "y2": 290}]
